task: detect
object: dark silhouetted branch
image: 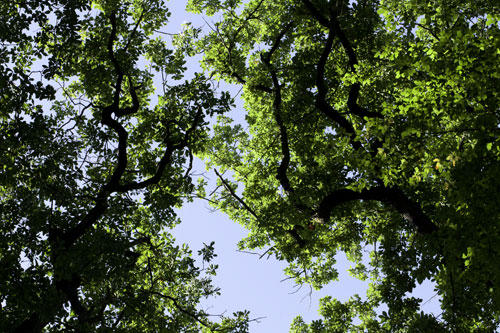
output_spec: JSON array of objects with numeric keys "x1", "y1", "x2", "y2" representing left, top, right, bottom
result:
[
  {"x1": 261, "y1": 22, "x2": 295, "y2": 193},
  {"x1": 314, "y1": 27, "x2": 362, "y2": 150},
  {"x1": 302, "y1": 0, "x2": 330, "y2": 28},
  {"x1": 214, "y1": 168, "x2": 258, "y2": 219},
  {"x1": 318, "y1": 186, "x2": 438, "y2": 234},
  {"x1": 330, "y1": 15, "x2": 383, "y2": 119}
]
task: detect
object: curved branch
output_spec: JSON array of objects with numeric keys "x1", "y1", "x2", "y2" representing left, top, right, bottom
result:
[
  {"x1": 330, "y1": 15, "x2": 383, "y2": 119},
  {"x1": 62, "y1": 13, "x2": 135, "y2": 248},
  {"x1": 116, "y1": 105, "x2": 204, "y2": 192},
  {"x1": 261, "y1": 22, "x2": 295, "y2": 193},
  {"x1": 317, "y1": 186, "x2": 438, "y2": 234},
  {"x1": 314, "y1": 27, "x2": 362, "y2": 150},
  {"x1": 16, "y1": 9, "x2": 203, "y2": 333},
  {"x1": 302, "y1": 0, "x2": 330, "y2": 28}
]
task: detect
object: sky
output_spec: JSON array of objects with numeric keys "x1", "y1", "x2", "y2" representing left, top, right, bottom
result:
[{"x1": 163, "y1": 1, "x2": 441, "y2": 331}]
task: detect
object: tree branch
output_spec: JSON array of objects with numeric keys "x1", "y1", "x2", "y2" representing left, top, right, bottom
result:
[
  {"x1": 330, "y1": 15, "x2": 383, "y2": 119},
  {"x1": 61, "y1": 13, "x2": 136, "y2": 248},
  {"x1": 116, "y1": 105, "x2": 204, "y2": 192},
  {"x1": 230, "y1": 71, "x2": 273, "y2": 93},
  {"x1": 214, "y1": 169, "x2": 306, "y2": 247},
  {"x1": 149, "y1": 291, "x2": 214, "y2": 330},
  {"x1": 214, "y1": 168, "x2": 258, "y2": 219},
  {"x1": 302, "y1": 0, "x2": 330, "y2": 28},
  {"x1": 317, "y1": 186, "x2": 438, "y2": 234},
  {"x1": 314, "y1": 26, "x2": 362, "y2": 150},
  {"x1": 108, "y1": 11, "x2": 124, "y2": 107},
  {"x1": 261, "y1": 22, "x2": 295, "y2": 193}
]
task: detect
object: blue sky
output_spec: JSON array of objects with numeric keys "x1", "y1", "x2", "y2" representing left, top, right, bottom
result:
[{"x1": 174, "y1": 195, "x2": 373, "y2": 331}]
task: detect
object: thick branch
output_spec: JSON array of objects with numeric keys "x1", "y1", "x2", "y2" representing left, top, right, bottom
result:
[
  {"x1": 317, "y1": 186, "x2": 438, "y2": 234},
  {"x1": 61, "y1": 195, "x2": 108, "y2": 248},
  {"x1": 347, "y1": 83, "x2": 383, "y2": 119},
  {"x1": 54, "y1": 275, "x2": 92, "y2": 325},
  {"x1": 17, "y1": 9, "x2": 202, "y2": 333},
  {"x1": 261, "y1": 22, "x2": 295, "y2": 193},
  {"x1": 116, "y1": 105, "x2": 203, "y2": 192},
  {"x1": 330, "y1": 15, "x2": 383, "y2": 119},
  {"x1": 265, "y1": 66, "x2": 293, "y2": 192},
  {"x1": 314, "y1": 27, "x2": 361, "y2": 150},
  {"x1": 68, "y1": 91, "x2": 202, "y2": 247},
  {"x1": 261, "y1": 21, "x2": 293, "y2": 64},
  {"x1": 101, "y1": 105, "x2": 129, "y2": 191},
  {"x1": 302, "y1": 0, "x2": 330, "y2": 28},
  {"x1": 114, "y1": 77, "x2": 140, "y2": 117},
  {"x1": 304, "y1": 5, "x2": 381, "y2": 155},
  {"x1": 288, "y1": 228, "x2": 307, "y2": 247},
  {"x1": 62, "y1": 13, "x2": 134, "y2": 248},
  {"x1": 330, "y1": 15, "x2": 357, "y2": 70}
]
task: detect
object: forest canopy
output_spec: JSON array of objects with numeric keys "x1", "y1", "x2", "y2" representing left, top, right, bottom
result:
[{"x1": 1, "y1": 0, "x2": 500, "y2": 331}]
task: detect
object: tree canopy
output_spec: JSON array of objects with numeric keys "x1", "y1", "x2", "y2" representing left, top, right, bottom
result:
[{"x1": 1, "y1": 0, "x2": 500, "y2": 331}]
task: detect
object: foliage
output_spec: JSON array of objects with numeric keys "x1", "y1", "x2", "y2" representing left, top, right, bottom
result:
[
  {"x1": 0, "y1": 0, "x2": 247, "y2": 331},
  {"x1": 190, "y1": 0, "x2": 500, "y2": 331},
  {"x1": 3, "y1": 0, "x2": 500, "y2": 331}
]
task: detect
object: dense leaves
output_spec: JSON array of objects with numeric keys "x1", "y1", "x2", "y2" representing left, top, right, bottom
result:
[
  {"x1": 0, "y1": 0, "x2": 246, "y2": 331},
  {"x1": 2, "y1": 0, "x2": 500, "y2": 331},
  {"x1": 191, "y1": 0, "x2": 500, "y2": 331}
]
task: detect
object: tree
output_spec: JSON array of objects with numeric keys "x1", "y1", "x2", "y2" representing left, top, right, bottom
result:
[
  {"x1": 0, "y1": 0, "x2": 249, "y2": 331},
  {"x1": 2, "y1": 0, "x2": 500, "y2": 331},
  {"x1": 188, "y1": 0, "x2": 500, "y2": 331}
]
